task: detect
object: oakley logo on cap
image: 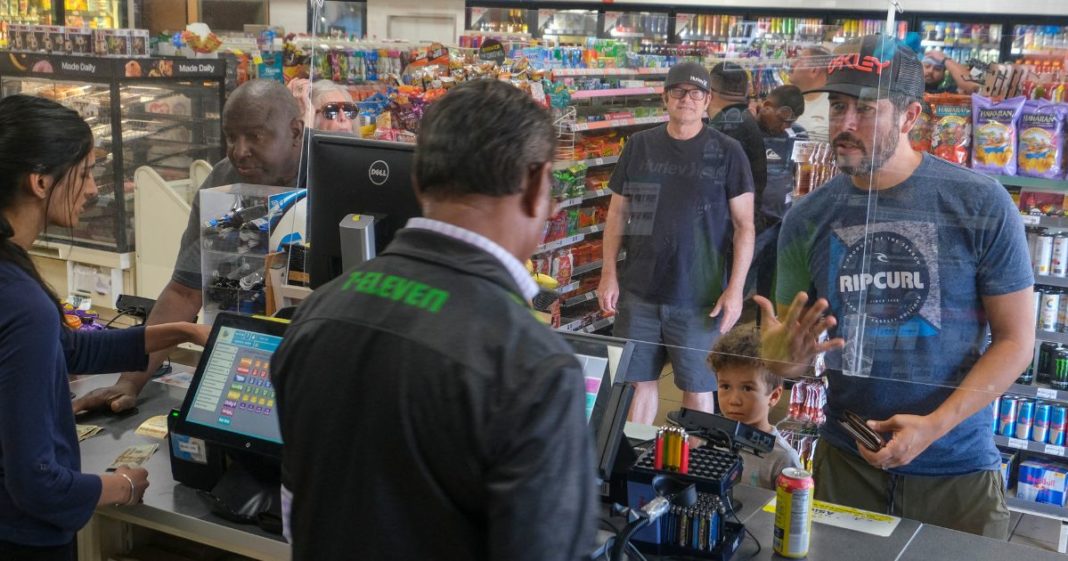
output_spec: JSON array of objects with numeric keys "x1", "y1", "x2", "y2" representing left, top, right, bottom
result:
[{"x1": 828, "y1": 54, "x2": 892, "y2": 76}]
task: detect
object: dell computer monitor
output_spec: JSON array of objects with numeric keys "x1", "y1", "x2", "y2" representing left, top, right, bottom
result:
[
  {"x1": 175, "y1": 313, "x2": 288, "y2": 458},
  {"x1": 306, "y1": 132, "x2": 422, "y2": 288}
]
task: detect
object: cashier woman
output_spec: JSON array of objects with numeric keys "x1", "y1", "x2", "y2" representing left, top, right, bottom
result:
[{"x1": 0, "y1": 95, "x2": 208, "y2": 561}]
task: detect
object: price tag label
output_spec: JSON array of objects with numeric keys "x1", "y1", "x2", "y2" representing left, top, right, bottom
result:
[
  {"x1": 1022, "y1": 215, "x2": 1041, "y2": 225},
  {"x1": 1037, "y1": 388, "x2": 1058, "y2": 399},
  {"x1": 1045, "y1": 444, "x2": 1067, "y2": 456},
  {"x1": 593, "y1": 158, "x2": 605, "y2": 166},
  {"x1": 1008, "y1": 438, "x2": 1029, "y2": 450}
]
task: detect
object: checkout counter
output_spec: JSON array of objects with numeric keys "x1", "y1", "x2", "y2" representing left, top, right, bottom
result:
[{"x1": 72, "y1": 372, "x2": 1067, "y2": 561}]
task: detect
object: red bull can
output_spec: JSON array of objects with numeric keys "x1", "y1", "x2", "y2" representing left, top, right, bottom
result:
[
  {"x1": 999, "y1": 396, "x2": 1017, "y2": 437},
  {"x1": 774, "y1": 468, "x2": 814, "y2": 559},
  {"x1": 1034, "y1": 402, "x2": 1052, "y2": 443},
  {"x1": 1016, "y1": 399, "x2": 1035, "y2": 440},
  {"x1": 1051, "y1": 406, "x2": 1067, "y2": 446}
]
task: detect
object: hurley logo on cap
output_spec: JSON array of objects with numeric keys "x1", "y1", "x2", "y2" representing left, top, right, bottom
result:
[
  {"x1": 828, "y1": 53, "x2": 892, "y2": 76},
  {"x1": 690, "y1": 75, "x2": 708, "y2": 88}
]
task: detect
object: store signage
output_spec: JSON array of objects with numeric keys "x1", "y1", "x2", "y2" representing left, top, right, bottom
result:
[
  {"x1": 60, "y1": 61, "x2": 97, "y2": 74},
  {"x1": 478, "y1": 39, "x2": 506, "y2": 64},
  {"x1": 368, "y1": 160, "x2": 390, "y2": 186},
  {"x1": 175, "y1": 61, "x2": 222, "y2": 76}
]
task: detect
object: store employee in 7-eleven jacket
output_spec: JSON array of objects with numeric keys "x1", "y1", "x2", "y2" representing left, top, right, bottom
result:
[
  {"x1": 756, "y1": 35, "x2": 1034, "y2": 539},
  {"x1": 270, "y1": 80, "x2": 596, "y2": 561}
]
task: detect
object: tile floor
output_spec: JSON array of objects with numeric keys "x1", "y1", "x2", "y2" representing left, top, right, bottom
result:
[{"x1": 651, "y1": 369, "x2": 1065, "y2": 553}]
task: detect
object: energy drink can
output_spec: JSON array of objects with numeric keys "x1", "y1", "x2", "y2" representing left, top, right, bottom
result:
[
  {"x1": 1040, "y1": 290, "x2": 1061, "y2": 332},
  {"x1": 999, "y1": 397, "x2": 1018, "y2": 437},
  {"x1": 1037, "y1": 232, "x2": 1055, "y2": 276},
  {"x1": 1040, "y1": 342, "x2": 1059, "y2": 384},
  {"x1": 1016, "y1": 399, "x2": 1035, "y2": 440},
  {"x1": 1017, "y1": 363, "x2": 1035, "y2": 385},
  {"x1": 1050, "y1": 406, "x2": 1067, "y2": 446},
  {"x1": 1055, "y1": 348, "x2": 1068, "y2": 391},
  {"x1": 1035, "y1": 289, "x2": 1042, "y2": 329},
  {"x1": 1054, "y1": 233, "x2": 1068, "y2": 277},
  {"x1": 774, "y1": 468, "x2": 813, "y2": 559},
  {"x1": 1034, "y1": 402, "x2": 1052, "y2": 443}
]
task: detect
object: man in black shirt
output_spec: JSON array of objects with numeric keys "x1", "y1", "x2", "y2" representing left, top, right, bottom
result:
[
  {"x1": 707, "y1": 62, "x2": 768, "y2": 231},
  {"x1": 271, "y1": 81, "x2": 596, "y2": 561}
]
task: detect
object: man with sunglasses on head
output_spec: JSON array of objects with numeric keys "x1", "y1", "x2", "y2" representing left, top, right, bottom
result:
[
  {"x1": 706, "y1": 62, "x2": 768, "y2": 233},
  {"x1": 73, "y1": 79, "x2": 305, "y2": 414},
  {"x1": 599, "y1": 62, "x2": 755, "y2": 424},
  {"x1": 749, "y1": 85, "x2": 806, "y2": 299}
]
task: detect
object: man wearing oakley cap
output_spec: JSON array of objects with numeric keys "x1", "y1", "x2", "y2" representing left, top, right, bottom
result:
[
  {"x1": 757, "y1": 35, "x2": 1033, "y2": 538},
  {"x1": 599, "y1": 61, "x2": 755, "y2": 423}
]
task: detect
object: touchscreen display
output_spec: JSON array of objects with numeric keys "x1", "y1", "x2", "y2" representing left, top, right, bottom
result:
[
  {"x1": 184, "y1": 326, "x2": 283, "y2": 444},
  {"x1": 575, "y1": 353, "x2": 610, "y2": 422}
]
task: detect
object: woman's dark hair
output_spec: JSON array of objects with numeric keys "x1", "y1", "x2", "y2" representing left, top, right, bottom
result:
[{"x1": 0, "y1": 95, "x2": 94, "y2": 318}]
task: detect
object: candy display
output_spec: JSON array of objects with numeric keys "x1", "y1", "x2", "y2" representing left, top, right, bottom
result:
[
  {"x1": 971, "y1": 95, "x2": 1025, "y2": 176},
  {"x1": 1019, "y1": 100, "x2": 1068, "y2": 178}
]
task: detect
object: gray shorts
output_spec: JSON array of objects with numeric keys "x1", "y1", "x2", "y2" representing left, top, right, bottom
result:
[{"x1": 612, "y1": 291, "x2": 720, "y2": 392}]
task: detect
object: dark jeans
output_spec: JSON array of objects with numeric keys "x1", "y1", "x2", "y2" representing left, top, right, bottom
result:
[{"x1": 0, "y1": 540, "x2": 74, "y2": 561}]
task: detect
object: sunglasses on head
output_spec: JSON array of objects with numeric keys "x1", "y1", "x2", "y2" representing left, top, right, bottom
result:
[{"x1": 317, "y1": 102, "x2": 358, "y2": 121}]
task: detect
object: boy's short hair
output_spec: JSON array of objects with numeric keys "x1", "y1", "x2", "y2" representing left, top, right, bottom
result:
[{"x1": 707, "y1": 324, "x2": 784, "y2": 393}]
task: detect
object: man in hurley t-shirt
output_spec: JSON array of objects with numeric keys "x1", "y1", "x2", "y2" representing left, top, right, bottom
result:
[
  {"x1": 598, "y1": 62, "x2": 755, "y2": 423},
  {"x1": 755, "y1": 36, "x2": 1034, "y2": 538}
]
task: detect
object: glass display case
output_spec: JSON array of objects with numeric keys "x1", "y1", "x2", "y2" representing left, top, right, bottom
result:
[
  {"x1": 602, "y1": 11, "x2": 668, "y2": 45},
  {"x1": 0, "y1": 53, "x2": 226, "y2": 253},
  {"x1": 64, "y1": 0, "x2": 122, "y2": 28},
  {"x1": 1011, "y1": 24, "x2": 1068, "y2": 55},
  {"x1": 0, "y1": 0, "x2": 55, "y2": 48},
  {"x1": 538, "y1": 8, "x2": 596, "y2": 44},
  {"x1": 919, "y1": 19, "x2": 1002, "y2": 64},
  {"x1": 467, "y1": 7, "x2": 532, "y2": 35}
]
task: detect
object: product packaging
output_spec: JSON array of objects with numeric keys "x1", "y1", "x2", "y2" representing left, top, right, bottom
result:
[
  {"x1": 1018, "y1": 460, "x2": 1068, "y2": 507},
  {"x1": 65, "y1": 27, "x2": 92, "y2": 55},
  {"x1": 1018, "y1": 100, "x2": 1068, "y2": 179},
  {"x1": 972, "y1": 95, "x2": 1026, "y2": 175},
  {"x1": 928, "y1": 94, "x2": 973, "y2": 166}
]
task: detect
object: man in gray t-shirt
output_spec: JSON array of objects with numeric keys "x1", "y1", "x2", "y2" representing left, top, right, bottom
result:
[{"x1": 73, "y1": 79, "x2": 304, "y2": 414}]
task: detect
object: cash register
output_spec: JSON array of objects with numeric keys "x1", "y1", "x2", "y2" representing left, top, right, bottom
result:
[{"x1": 167, "y1": 312, "x2": 288, "y2": 533}]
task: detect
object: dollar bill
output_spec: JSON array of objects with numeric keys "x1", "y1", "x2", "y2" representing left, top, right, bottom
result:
[
  {"x1": 76, "y1": 424, "x2": 102, "y2": 442},
  {"x1": 107, "y1": 443, "x2": 159, "y2": 471}
]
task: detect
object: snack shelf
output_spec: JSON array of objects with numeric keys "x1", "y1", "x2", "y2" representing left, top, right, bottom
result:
[
  {"x1": 1024, "y1": 215, "x2": 1068, "y2": 229},
  {"x1": 921, "y1": 40, "x2": 1000, "y2": 49},
  {"x1": 551, "y1": 68, "x2": 669, "y2": 78},
  {"x1": 1037, "y1": 329, "x2": 1068, "y2": 345},
  {"x1": 583, "y1": 188, "x2": 612, "y2": 201},
  {"x1": 556, "y1": 280, "x2": 580, "y2": 294},
  {"x1": 569, "y1": 115, "x2": 668, "y2": 132},
  {"x1": 1005, "y1": 491, "x2": 1068, "y2": 523},
  {"x1": 571, "y1": 86, "x2": 663, "y2": 100},
  {"x1": 536, "y1": 233, "x2": 584, "y2": 255},
  {"x1": 573, "y1": 254, "x2": 625, "y2": 277},
  {"x1": 1037, "y1": 275, "x2": 1068, "y2": 289},
  {"x1": 996, "y1": 435, "x2": 1068, "y2": 460},
  {"x1": 552, "y1": 155, "x2": 620, "y2": 171},
  {"x1": 1010, "y1": 382, "x2": 1068, "y2": 403},
  {"x1": 563, "y1": 289, "x2": 598, "y2": 308},
  {"x1": 557, "y1": 196, "x2": 584, "y2": 210},
  {"x1": 558, "y1": 315, "x2": 616, "y2": 333},
  {"x1": 996, "y1": 175, "x2": 1068, "y2": 190}
]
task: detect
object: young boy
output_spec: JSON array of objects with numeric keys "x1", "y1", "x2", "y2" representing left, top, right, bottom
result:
[{"x1": 708, "y1": 324, "x2": 801, "y2": 490}]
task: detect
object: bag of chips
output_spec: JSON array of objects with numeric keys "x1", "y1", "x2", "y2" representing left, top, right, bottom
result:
[
  {"x1": 1018, "y1": 100, "x2": 1068, "y2": 179},
  {"x1": 909, "y1": 100, "x2": 933, "y2": 153},
  {"x1": 928, "y1": 94, "x2": 973, "y2": 166},
  {"x1": 972, "y1": 95, "x2": 1026, "y2": 176}
]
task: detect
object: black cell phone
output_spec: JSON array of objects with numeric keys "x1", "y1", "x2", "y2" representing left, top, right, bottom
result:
[{"x1": 839, "y1": 410, "x2": 885, "y2": 452}]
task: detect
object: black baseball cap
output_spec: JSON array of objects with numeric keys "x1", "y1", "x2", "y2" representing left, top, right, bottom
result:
[
  {"x1": 665, "y1": 61, "x2": 711, "y2": 92},
  {"x1": 805, "y1": 35, "x2": 924, "y2": 101},
  {"x1": 710, "y1": 62, "x2": 749, "y2": 98}
]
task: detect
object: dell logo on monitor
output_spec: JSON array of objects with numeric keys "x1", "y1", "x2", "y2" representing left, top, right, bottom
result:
[{"x1": 368, "y1": 160, "x2": 390, "y2": 186}]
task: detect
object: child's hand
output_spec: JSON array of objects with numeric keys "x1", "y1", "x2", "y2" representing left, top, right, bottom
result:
[{"x1": 753, "y1": 293, "x2": 844, "y2": 378}]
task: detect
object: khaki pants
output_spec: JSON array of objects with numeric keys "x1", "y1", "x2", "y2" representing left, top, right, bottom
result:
[{"x1": 812, "y1": 442, "x2": 1010, "y2": 539}]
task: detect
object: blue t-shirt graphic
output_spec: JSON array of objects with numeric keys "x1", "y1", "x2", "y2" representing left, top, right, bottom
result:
[{"x1": 776, "y1": 154, "x2": 1033, "y2": 475}]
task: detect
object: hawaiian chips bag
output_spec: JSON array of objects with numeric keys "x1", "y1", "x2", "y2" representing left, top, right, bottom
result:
[
  {"x1": 929, "y1": 94, "x2": 972, "y2": 166},
  {"x1": 1018, "y1": 100, "x2": 1068, "y2": 179},
  {"x1": 909, "y1": 97, "x2": 934, "y2": 153},
  {"x1": 972, "y1": 95, "x2": 1026, "y2": 176}
]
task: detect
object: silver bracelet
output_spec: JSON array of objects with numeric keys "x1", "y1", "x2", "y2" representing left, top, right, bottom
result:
[{"x1": 117, "y1": 473, "x2": 137, "y2": 506}]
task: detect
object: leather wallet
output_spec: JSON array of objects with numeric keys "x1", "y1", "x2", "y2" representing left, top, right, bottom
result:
[{"x1": 839, "y1": 410, "x2": 885, "y2": 452}]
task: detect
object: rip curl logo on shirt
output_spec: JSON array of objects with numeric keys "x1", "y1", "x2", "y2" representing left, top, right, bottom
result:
[{"x1": 833, "y1": 223, "x2": 941, "y2": 328}]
